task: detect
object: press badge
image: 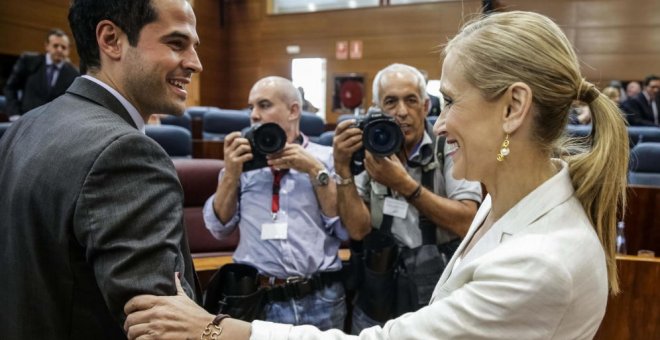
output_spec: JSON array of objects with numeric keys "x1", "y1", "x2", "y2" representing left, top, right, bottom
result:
[
  {"x1": 261, "y1": 222, "x2": 288, "y2": 240},
  {"x1": 383, "y1": 197, "x2": 408, "y2": 219}
]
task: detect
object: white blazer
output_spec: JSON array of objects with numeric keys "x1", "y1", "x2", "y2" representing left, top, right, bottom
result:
[{"x1": 251, "y1": 160, "x2": 608, "y2": 340}]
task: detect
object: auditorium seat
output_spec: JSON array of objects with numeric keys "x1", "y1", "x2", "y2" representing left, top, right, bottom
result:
[
  {"x1": 173, "y1": 158, "x2": 239, "y2": 286},
  {"x1": 160, "y1": 112, "x2": 192, "y2": 131},
  {"x1": 628, "y1": 142, "x2": 660, "y2": 186},
  {"x1": 426, "y1": 115, "x2": 438, "y2": 128},
  {"x1": 565, "y1": 124, "x2": 592, "y2": 138},
  {"x1": 337, "y1": 113, "x2": 357, "y2": 124},
  {"x1": 301, "y1": 111, "x2": 325, "y2": 142},
  {"x1": 203, "y1": 109, "x2": 250, "y2": 141},
  {"x1": 0, "y1": 122, "x2": 12, "y2": 139},
  {"x1": 145, "y1": 125, "x2": 192, "y2": 158},
  {"x1": 628, "y1": 126, "x2": 660, "y2": 147},
  {"x1": 317, "y1": 131, "x2": 334, "y2": 146},
  {"x1": 185, "y1": 106, "x2": 218, "y2": 121}
]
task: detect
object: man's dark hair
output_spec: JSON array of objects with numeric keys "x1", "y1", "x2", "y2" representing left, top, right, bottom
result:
[
  {"x1": 46, "y1": 28, "x2": 68, "y2": 43},
  {"x1": 644, "y1": 75, "x2": 660, "y2": 87},
  {"x1": 68, "y1": 0, "x2": 158, "y2": 73}
]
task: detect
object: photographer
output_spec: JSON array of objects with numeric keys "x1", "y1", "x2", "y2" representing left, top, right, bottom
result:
[
  {"x1": 333, "y1": 64, "x2": 482, "y2": 333},
  {"x1": 203, "y1": 76, "x2": 347, "y2": 329}
]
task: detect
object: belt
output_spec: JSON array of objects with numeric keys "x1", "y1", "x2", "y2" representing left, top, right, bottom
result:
[{"x1": 258, "y1": 271, "x2": 344, "y2": 302}]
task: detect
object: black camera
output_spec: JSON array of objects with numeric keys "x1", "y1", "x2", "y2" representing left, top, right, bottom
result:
[
  {"x1": 242, "y1": 122, "x2": 287, "y2": 172},
  {"x1": 350, "y1": 108, "x2": 404, "y2": 175}
]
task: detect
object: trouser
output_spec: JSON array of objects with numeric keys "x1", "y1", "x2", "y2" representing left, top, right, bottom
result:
[{"x1": 263, "y1": 282, "x2": 346, "y2": 330}]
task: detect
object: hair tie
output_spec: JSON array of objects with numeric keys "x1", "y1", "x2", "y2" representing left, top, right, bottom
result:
[{"x1": 578, "y1": 80, "x2": 599, "y2": 104}]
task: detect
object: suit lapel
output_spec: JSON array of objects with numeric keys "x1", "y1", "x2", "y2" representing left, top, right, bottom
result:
[
  {"x1": 66, "y1": 77, "x2": 138, "y2": 129},
  {"x1": 435, "y1": 195, "x2": 490, "y2": 288},
  {"x1": 431, "y1": 160, "x2": 574, "y2": 302}
]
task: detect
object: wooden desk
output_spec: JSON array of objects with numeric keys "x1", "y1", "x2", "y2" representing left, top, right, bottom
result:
[
  {"x1": 193, "y1": 249, "x2": 351, "y2": 289},
  {"x1": 193, "y1": 249, "x2": 351, "y2": 273},
  {"x1": 192, "y1": 139, "x2": 224, "y2": 159},
  {"x1": 594, "y1": 255, "x2": 660, "y2": 340},
  {"x1": 623, "y1": 185, "x2": 660, "y2": 255}
]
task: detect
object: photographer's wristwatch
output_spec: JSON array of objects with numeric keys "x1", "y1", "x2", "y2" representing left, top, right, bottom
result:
[
  {"x1": 333, "y1": 172, "x2": 353, "y2": 186},
  {"x1": 312, "y1": 168, "x2": 330, "y2": 187}
]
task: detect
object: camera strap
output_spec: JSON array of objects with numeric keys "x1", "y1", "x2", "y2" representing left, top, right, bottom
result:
[{"x1": 377, "y1": 126, "x2": 445, "y2": 246}]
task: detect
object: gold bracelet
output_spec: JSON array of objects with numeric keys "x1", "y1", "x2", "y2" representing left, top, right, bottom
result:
[
  {"x1": 200, "y1": 322, "x2": 222, "y2": 340},
  {"x1": 201, "y1": 314, "x2": 230, "y2": 340}
]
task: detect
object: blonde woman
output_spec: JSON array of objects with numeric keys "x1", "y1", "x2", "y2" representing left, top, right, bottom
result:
[
  {"x1": 602, "y1": 86, "x2": 621, "y2": 105},
  {"x1": 124, "y1": 11, "x2": 628, "y2": 340}
]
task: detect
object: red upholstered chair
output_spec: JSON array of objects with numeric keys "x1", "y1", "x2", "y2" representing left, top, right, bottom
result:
[{"x1": 173, "y1": 158, "x2": 239, "y2": 257}]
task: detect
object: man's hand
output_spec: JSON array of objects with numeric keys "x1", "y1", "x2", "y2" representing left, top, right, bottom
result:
[
  {"x1": 124, "y1": 273, "x2": 214, "y2": 340},
  {"x1": 223, "y1": 132, "x2": 252, "y2": 179},
  {"x1": 267, "y1": 143, "x2": 323, "y2": 175},
  {"x1": 364, "y1": 152, "x2": 416, "y2": 195},
  {"x1": 333, "y1": 119, "x2": 363, "y2": 174}
]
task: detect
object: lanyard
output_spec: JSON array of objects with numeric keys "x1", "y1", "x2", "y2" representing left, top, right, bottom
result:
[{"x1": 271, "y1": 168, "x2": 289, "y2": 220}]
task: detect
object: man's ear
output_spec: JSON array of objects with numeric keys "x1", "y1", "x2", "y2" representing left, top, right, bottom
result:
[
  {"x1": 96, "y1": 20, "x2": 123, "y2": 62},
  {"x1": 502, "y1": 82, "x2": 533, "y2": 134},
  {"x1": 289, "y1": 101, "x2": 301, "y2": 121}
]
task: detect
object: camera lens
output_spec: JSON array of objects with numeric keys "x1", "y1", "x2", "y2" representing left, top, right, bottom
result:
[
  {"x1": 253, "y1": 123, "x2": 286, "y2": 154},
  {"x1": 363, "y1": 120, "x2": 402, "y2": 157}
]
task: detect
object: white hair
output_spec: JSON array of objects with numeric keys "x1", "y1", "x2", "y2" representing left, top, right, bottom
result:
[{"x1": 372, "y1": 63, "x2": 428, "y2": 105}]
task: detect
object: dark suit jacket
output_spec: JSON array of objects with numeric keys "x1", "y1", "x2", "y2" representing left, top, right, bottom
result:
[
  {"x1": 621, "y1": 92, "x2": 659, "y2": 126},
  {"x1": 428, "y1": 94, "x2": 441, "y2": 117},
  {"x1": 0, "y1": 77, "x2": 197, "y2": 339},
  {"x1": 3, "y1": 52, "x2": 79, "y2": 116}
]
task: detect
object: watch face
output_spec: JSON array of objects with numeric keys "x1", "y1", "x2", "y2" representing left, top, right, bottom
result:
[{"x1": 318, "y1": 171, "x2": 330, "y2": 185}]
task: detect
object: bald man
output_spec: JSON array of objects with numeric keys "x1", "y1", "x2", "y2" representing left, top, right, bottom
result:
[{"x1": 203, "y1": 76, "x2": 347, "y2": 329}]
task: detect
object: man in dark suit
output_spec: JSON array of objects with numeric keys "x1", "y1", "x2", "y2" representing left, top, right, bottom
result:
[
  {"x1": 622, "y1": 75, "x2": 660, "y2": 126},
  {"x1": 0, "y1": 0, "x2": 203, "y2": 338},
  {"x1": 3, "y1": 28, "x2": 79, "y2": 118}
]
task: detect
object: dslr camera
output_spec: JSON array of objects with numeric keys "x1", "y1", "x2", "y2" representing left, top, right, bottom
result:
[
  {"x1": 350, "y1": 108, "x2": 404, "y2": 175},
  {"x1": 242, "y1": 122, "x2": 287, "y2": 172}
]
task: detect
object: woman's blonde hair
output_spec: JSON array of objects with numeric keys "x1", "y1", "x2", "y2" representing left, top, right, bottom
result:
[
  {"x1": 602, "y1": 86, "x2": 621, "y2": 103},
  {"x1": 444, "y1": 11, "x2": 628, "y2": 294}
]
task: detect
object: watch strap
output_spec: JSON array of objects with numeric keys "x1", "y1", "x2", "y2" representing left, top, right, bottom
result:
[{"x1": 333, "y1": 172, "x2": 354, "y2": 186}]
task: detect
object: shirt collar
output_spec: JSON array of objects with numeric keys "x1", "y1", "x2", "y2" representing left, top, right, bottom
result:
[
  {"x1": 407, "y1": 130, "x2": 434, "y2": 166},
  {"x1": 45, "y1": 53, "x2": 64, "y2": 69},
  {"x1": 82, "y1": 75, "x2": 145, "y2": 133}
]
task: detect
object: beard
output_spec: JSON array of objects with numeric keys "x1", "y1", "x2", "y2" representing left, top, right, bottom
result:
[{"x1": 123, "y1": 48, "x2": 186, "y2": 116}]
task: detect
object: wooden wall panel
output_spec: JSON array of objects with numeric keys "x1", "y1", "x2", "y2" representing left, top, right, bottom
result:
[
  {"x1": 0, "y1": 0, "x2": 78, "y2": 64},
  {"x1": 2, "y1": 0, "x2": 659, "y2": 117},
  {"x1": 209, "y1": 0, "x2": 659, "y2": 122},
  {"x1": 194, "y1": 0, "x2": 228, "y2": 108}
]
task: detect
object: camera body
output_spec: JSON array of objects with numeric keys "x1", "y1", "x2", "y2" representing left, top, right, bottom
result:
[
  {"x1": 242, "y1": 122, "x2": 287, "y2": 172},
  {"x1": 350, "y1": 108, "x2": 404, "y2": 175}
]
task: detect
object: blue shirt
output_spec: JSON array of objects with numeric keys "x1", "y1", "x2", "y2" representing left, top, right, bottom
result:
[{"x1": 203, "y1": 139, "x2": 347, "y2": 278}]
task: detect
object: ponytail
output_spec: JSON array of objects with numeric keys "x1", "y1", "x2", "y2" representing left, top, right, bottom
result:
[{"x1": 565, "y1": 82, "x2": 628, "y2": 294}]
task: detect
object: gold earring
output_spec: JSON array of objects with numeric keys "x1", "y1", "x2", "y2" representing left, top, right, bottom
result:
[{"x1": 496, "y1": 134, "x2": 510, "y2": 162}]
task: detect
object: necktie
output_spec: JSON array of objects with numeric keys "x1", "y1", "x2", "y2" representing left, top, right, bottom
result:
[{"x1": 46, "y1": 64, "x2": 56, "y2": 88}]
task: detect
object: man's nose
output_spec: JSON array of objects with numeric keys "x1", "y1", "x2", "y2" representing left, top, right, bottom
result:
[
  {"x1": 394, "y1": 101, "x2": 409, "y2": 117},
  {"x1": 183, "y1": 49, "x2": 203, "y2": 74}
]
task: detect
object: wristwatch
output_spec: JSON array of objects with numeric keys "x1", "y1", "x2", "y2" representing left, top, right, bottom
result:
[
  {"x1": 333, "y1": 172, "x2": 354, "y2": 186},
  {"x1": 312, "y1": 168, "x2": 330, "y2": 187}
]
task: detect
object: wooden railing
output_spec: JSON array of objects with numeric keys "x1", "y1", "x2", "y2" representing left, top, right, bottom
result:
[{"x1": 595, "y1": 255, "x2": 660, "y2": 340}]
